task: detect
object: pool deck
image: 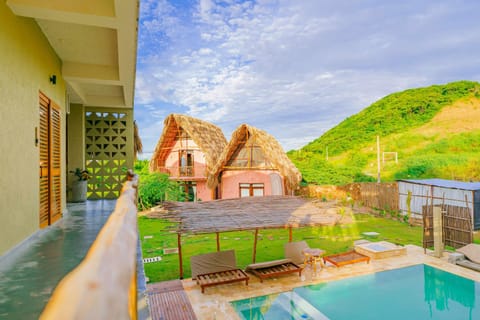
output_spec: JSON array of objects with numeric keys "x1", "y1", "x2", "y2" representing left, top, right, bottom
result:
[{"x1": 182, "y1": 245, "x2": 480, "y2": 320}]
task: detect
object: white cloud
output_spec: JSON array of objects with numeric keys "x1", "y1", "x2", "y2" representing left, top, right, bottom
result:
[{"x1": 135, "y1": 0, "x2": 480, "y2": 157}]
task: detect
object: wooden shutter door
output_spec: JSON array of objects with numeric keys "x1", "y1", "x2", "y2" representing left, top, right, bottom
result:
[
  {"x1": 39, "y1": 93, "x2": 50, "y2": 228},
  {"x1": 50, "y1": 103, "x2": 62, "y2": 224},
  {"x1": 38, "y1": 92, "x2": 62, "y2": 227}
]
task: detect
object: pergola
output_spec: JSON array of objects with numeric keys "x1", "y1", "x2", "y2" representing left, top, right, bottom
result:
[{"x1": 151, "y1": 196, "x2": 346, "y2": 278}]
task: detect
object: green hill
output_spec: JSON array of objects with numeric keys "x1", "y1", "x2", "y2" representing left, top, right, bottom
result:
[{"x1": 289, "y1": 81, "x2": 480, "y2": 185}]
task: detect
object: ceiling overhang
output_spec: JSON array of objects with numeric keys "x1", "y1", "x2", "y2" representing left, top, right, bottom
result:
[{"x1": 7, "y1": 0, "x2": 139, "y2": 108}]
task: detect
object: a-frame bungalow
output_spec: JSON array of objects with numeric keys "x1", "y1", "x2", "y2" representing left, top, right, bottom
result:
[
  {"x1": 207, "y1": 124, "x2": 302, "y2": 199},
  {"x1": 149, "y1": 114, "x2": 227, "y2": 201}
]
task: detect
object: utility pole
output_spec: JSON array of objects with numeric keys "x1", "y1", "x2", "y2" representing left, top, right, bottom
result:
[{"x1": 377, "y1": 135, "x2": 381, "y2": 183}]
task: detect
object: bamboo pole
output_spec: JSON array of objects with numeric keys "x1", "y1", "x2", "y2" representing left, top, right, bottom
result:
[
  {"x1": 376, "y1": 135, "x2": 381, "y2": 183},
  {"x1": 433, "y1": 206, "x2": 443, "y2": 258},
  {"x1": 289, "y1": 226, "x2": 292, "y2": 242},
  {"x1": 178, "y1": 233, "x2": 184, "y2": 279},
  {"x1": 252, "y1": 228, "x2": 259, "y2": 263},
  {"x1": 216, "y1": 232, "x2": 220, "y2": 251}
]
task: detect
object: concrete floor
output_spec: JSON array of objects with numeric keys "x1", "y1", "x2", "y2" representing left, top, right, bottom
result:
[
  {"x1": 0, "y1": 200, "x2": 116, "y2": 319},
  {"x1": 183, "y1": 245, "x2": 480, "y2": 319}
]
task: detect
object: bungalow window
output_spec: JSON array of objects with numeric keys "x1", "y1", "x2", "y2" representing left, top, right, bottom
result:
[
  {"x1": 239, "y1": 183, "x2": 264, "y2": 197},
  {"x1": 227, "y1": 134, "x2": 272, "y2": 168},
  {"x1": 179, "y1": 150, "x2": 194, "y2": 176}
]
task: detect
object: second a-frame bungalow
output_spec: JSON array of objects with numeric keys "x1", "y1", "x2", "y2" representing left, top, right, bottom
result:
[
  {"x1": 207, "y1": 124, "x2": 302, "y2": 199},
  {"x1": 149, "y1": 114, "x2": 227, "y2": 201}
]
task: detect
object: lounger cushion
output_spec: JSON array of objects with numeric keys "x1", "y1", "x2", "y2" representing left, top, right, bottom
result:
[
  {"x1": 190, "y1": 250, "x2": 237, "y2": 279},
  {"x1": 245, "y1": 259, "x2": 292, "y2": 270},
  {"x1": 284, "y1": 241, "x2": 310, "y2": 265},
  {"x1": 456, "y1": 259, "x2": 480, "y2": 272},
  {"x1": 457, "y1": 244, "x2": 480, "y2": 264}
]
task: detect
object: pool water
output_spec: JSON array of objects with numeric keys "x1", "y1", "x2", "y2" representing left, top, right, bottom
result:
[{"x1": 231, "y1": 264, "x2": 480, "y2": 320}]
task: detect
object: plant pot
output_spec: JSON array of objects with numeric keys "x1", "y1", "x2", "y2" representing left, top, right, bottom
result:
[{"x1": 71, "y1": 180, "x2": 88, "y2": 202}]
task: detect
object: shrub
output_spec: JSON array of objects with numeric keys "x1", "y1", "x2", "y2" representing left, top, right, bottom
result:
[
  {"x1": 134, "y1": 160, "x2": 185, "y2": 210},
  {"x1": 138, "y1": 172, "x2": 185, "y2": 209}
]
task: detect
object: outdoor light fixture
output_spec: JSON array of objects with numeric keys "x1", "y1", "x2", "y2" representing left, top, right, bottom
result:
[{"x1": 49, "y1": 74, "x2": 56, "y2": 85}]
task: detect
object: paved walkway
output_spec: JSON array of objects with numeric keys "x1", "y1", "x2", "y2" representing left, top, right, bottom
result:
[{"x1": 0, "y1": 200, "x2": 116, "y2": 319}]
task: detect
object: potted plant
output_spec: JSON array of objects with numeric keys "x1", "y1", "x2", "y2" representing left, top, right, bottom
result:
[{"x1": 70, "y1": 168, "x2": 91, "y2": 202}]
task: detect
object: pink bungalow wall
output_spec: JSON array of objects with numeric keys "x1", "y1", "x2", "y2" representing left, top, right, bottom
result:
[
  {"x1": 196, "y1": 181, "x2": 211, "y2": 201},
  {"x1": 163, "y1": 139, "x2": 213, "y2": 201},
  {"x1": 164, "y1": 139, "x2": 206, "y2": 176},
  {"x1": 220, "y1": 170, "x2": 285, "y2": 199}
]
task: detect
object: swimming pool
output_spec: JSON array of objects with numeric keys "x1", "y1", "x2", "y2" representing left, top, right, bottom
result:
[{"x1": 231, "y1": 264, "x2": 480, "y2": 319}]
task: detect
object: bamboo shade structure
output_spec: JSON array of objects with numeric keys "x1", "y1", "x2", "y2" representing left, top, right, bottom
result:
[{"x1": 148, "y1": 196, "x2": 346, "y2": 234}]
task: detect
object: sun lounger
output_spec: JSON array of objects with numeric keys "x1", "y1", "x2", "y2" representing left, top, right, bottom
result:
[
  {"x1": 455, "y1": 244, "x2": 480, "y2": 272},
  {"x1": 323, "y1": 251, "x2": 370, "y2": 267},
  {"x1": 246, "y1": 258, "x2": 302, "y2": 282},
  {"x1": 190, "y1": 250, "x2": 249, "y2": 293},
  {"x1": 245, "y1": 241, "x2": 309, "y2": 282}
]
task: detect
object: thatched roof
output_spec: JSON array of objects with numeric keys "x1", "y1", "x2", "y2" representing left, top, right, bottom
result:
[
  {"x1": 133, "y1": 120, "x2": 143, "y2": 161},
  {"x1": 148, "y1": 196, "x2": 350, "y2": 234},
  {"x1": 207, "y1": 124, "x2": 302, "y2": 190},
  {"x1": 149, "y1": 114, "x2": 227, "y2": 173}
]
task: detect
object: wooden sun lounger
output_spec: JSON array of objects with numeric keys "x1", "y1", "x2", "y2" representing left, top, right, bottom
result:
[
  {"x1": 196, "y1": 269, "x2": 249, "y2": 294},
  {"x1": 190, "y1": 250, "x2": 249, "y2": 293},
  {"x1": 246, "y1": 258, "x2": 302, "y2": 282},
  {"x1": 323, "y1": 251, "x2": 370, "y2": 267}
]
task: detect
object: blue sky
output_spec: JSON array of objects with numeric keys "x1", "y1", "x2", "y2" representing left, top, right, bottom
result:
[{"x1": 134, "y1": 0, "x2": 480, "y2": 159}]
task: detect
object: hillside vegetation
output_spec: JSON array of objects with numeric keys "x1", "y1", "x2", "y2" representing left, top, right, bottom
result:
[{"x1": 288, "y1": 81, "x2": 480, "y2": 185}]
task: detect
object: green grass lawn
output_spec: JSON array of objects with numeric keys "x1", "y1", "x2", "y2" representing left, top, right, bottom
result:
[{"x1": 138, "y1": 213, "x2": 423, "y2": 283}]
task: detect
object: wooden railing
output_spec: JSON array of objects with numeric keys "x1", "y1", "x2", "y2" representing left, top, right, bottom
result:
[
  {"x1": 40, "y1": 174, "x2": 139, "y2": 319},
  {"x1": 179, "y1": 165, "x2": 194, "y2": 177},
  {"x1": 157, "y1": 164, "x2": 206, "y2": 179}
]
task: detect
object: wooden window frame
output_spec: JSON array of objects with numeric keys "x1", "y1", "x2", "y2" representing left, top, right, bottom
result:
[
  {"x1": 178, "y1": 150, "x2": 194, "y2": 176},
  {"x1": 225, "y1": 131, "x2": 274, "y2": 169},
  {"x1": 239, "y1": 183, "x2": 264, "y2": 197}
]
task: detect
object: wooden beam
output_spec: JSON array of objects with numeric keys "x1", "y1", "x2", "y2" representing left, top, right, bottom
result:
[
  {"x1": 252, "y1": 228, "x2": 259, "y2": 263},
  {"x1": 289, "y1": 226, "x2": 292, "y2": 242},
  {"x1": 216, "y1": 232, "x2": 220, "y2": 251},
  {"x1": 178, "y1": 233, "x2": 184, "y2": 279}
]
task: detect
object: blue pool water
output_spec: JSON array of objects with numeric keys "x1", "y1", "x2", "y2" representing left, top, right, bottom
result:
[{"x1": 231, "y1": 264, "x2": 480, "y2": 320}]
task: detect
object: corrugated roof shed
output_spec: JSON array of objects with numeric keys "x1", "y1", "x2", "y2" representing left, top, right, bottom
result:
[{"x1": 398, "y1": 179, "x2": 480, "y2": 191}]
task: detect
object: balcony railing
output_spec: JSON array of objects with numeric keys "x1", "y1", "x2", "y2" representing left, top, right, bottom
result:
[
  {"x1": 157, "y1": 164, "x2": 206, "y2": 179},
  {"x1": 40, "y1": 174, "x2": 139, "y2": 319},
  {"x1": 179, "y1": 166, "x2": 194, "y2": 177}
]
